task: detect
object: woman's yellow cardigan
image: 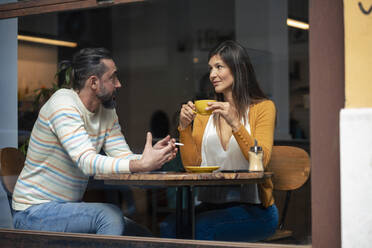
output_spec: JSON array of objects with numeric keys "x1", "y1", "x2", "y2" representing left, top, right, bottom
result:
[{"x1": 178, "y1": 100, "x2": 276, "y2": 208}]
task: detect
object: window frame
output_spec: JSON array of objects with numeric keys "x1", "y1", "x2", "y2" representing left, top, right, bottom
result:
[
  {"x1": 0, "y1": 0, "x2": 344, "y2": 247},
  {"x1": 0, "y1": 0, "x2": 143, "y2": 19}
]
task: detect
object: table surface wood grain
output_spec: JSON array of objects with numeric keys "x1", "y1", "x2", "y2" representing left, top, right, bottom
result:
[{"x1": 94, "y1": 171, "x2": 273, "y2": 186}]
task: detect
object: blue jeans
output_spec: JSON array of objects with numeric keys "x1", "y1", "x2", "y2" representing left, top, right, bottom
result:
[
  {"x1": 13, "y1": 201, "x2": 152, "y2": 236},
  {"x1": 160, "y1": 203, "x2": 278, "y2": 241},
  {"x1": 0, "y1": 181, "x2": 13, "y2": 228}
]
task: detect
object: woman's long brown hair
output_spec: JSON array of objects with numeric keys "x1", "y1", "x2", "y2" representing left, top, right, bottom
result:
[{"x1": 208, "y1": 40, "x2": 267, "y2": 129}]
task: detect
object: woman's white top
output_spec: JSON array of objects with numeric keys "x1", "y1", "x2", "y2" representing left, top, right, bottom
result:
[{"x1": 198, "y1": 110, "x2": 261, "y2": 204}]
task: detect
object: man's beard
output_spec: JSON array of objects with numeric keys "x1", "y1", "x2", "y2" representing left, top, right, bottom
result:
[{"x1": 97, "y1": 89, "x2": 117, "y2": 109}]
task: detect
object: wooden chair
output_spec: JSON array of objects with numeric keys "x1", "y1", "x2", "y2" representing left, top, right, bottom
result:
[
  {"x1": 264, "y1": 146, "x2": 311, "y2": 241},
  {"x1": 0, "y1": 147, "x2": 25, "y2": 194},
  {"x1": 0, "y1": 147, "x2": 25, "y2": 228}
]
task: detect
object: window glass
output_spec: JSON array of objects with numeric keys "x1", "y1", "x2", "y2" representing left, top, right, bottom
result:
[{"x1": 15, "y1": 0, "x2": 310, "y2": 244}]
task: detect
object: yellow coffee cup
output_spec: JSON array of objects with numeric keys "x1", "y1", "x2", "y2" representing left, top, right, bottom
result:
[{"x1": 194, "y1": 100, "x2": 216, "y2": 115}]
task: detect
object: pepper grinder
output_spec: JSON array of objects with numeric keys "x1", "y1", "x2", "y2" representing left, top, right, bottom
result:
[{"x1": 248, "y1": 139, "x2": 264, "y2": 172}]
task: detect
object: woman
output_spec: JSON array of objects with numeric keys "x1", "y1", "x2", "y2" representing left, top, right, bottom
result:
[{"x1": 161, "y1": 40, "x2": 278, "y2": 241}]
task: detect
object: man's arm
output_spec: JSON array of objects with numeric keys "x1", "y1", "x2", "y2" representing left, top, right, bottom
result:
[
  {"x1": 103, "y1": 117, "x2": 177, "y2": 172},
  {"x1": 103, "y1": 118, "x2": 141, "y2": 160},
  {"x1": 49, "y1": 106, "x2": 177, "y2": 174},
  {"x1": 48, "y1": 106, "x2": 134, "y2": 175}
]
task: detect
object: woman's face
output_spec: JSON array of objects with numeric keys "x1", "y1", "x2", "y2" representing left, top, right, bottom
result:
[{"x1": 208, "y1": 54, "x2": 234, "y2": 95}]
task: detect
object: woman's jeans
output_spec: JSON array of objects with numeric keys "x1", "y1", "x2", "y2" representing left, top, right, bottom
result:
[
  {"x1": 160, "y1": 203, "x2": 278, "y2": 242},
  {"x1": 13, "y1": 201, "x2": 152, "y2": 236}
]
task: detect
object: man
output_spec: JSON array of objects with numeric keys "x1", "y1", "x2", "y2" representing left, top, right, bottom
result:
[{"x1": 12, "y1": 48, "x2": 177, "y2": 235}]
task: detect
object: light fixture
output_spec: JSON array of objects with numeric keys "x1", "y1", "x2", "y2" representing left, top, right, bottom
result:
[
  {"x1": 287, "y1": 18, "x2": 309, "y2": 30},
  {"x1": 17, "y1": 35, "x2": 78, "y2": 48}
]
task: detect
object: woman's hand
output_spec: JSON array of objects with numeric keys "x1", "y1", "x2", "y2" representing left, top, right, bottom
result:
[
  {"x1": 179, "y1": 101, "x2": 196, "y2": 130},
  {"x1": 206, "y1": 102, "x2": 241, "y2": 131}
]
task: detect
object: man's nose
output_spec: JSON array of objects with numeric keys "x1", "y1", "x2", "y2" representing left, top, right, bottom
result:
[{"x1": 115, "y1": 79, "x2": 122, "y2": 88}]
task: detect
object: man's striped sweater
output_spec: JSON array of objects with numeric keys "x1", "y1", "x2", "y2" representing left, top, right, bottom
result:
[{"x1": 13, "y1": 89, "x2": 140, "y2": 211}]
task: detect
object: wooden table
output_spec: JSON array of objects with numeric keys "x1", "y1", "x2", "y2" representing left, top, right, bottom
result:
[{"x1": 94, "y1": 171, "x2": 272, "y2": 239}]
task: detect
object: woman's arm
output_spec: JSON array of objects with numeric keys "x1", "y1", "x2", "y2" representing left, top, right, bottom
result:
[
  {"x1": 179, "y1": 115, "x2": 209, "y2": 166},
  {"x1": 233, "y1": 100, "x2": 276, "y2": 168}
]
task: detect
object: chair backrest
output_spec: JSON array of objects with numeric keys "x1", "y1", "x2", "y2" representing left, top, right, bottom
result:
[
  {"x1": 0, "y1": 147, "x2": 25, "y2": 194},
  {"x1": 267, "y1": 146, "x2": 310, "y2": 191}
]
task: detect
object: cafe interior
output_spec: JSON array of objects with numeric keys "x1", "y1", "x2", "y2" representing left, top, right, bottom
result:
[{"x1": 1, "y1": 0, "x2": 317, "y2": 247}]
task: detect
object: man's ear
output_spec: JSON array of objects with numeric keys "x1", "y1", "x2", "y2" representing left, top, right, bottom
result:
[{"x1": 88, "y1": 75, "x2": 99, "y2": 90}]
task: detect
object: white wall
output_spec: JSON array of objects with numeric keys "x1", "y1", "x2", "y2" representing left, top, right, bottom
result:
[
  {"x1": 0, "y1": 16, "x2": 18, "y2": 148},
  {"x1": 340, "y1": 108, "x2": 372, "y2": 248}
]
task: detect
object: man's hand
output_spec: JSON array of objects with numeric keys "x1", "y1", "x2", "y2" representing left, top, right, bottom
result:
[
  {"x1": 153, "y1": 135, "x2": 176, "y2": 150},
  {"x1": 129, "y1": 132, "x2": 178, "y2": 173}
]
